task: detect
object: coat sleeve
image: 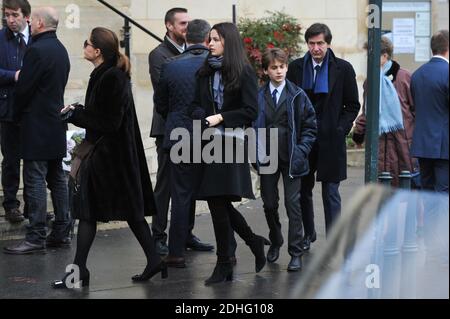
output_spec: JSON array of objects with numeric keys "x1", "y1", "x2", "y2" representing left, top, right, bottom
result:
[
  {"x1": 70, "y1": 70, "x2": 127, "y2": 133},
  {"x1": 221, "y1": 66, "x2": 258, "y2": 127},
  {"x1": 338, "y1": 63, "x2": 361, "y2": 135},
  {"x1": 148, "y1": 48, "x2": 165, "y2": 89},
  {"x1": 0, "y1": 68, "x2": 16, "y2": 85},
  {"x1": 13, "y1": 47, "x2": 45, "y2": 117},
  {"x1": 189, "y1": 76, "x2": 206, "y2": 121},
  {"x1": 298, "y1": 92, "x2": 317, "y2": 157},
  {"x1": 154, "y1": 61, "x2": 169, "y2": 119}
]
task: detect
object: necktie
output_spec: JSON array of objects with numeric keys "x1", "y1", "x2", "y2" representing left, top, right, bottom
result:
[
  {"x1": 313, "y1": 65, "x2": 321, "y2": 88},
  {"x1": 17, "y1": 33, "x2": 27, "y2": 64},
  {"x1": 272, "y1": 89, "x2": 278, "y2": 108}
]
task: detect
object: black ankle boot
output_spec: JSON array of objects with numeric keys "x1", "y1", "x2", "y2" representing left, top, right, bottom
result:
[
  {"x1": 132, "y1": 261, "x2": 168, "y2": 282},
  {"x1": 204, "y1": 262, "x2": 233, "y2": 285},
  {"x1": 52, "y1": 269, "x2": 90, "y2": 289},
  {"x1": 248, "y1": 235, "x2": 270, "y2": 273}
]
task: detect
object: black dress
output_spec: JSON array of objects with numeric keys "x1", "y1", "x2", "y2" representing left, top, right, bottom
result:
[
  {"x1": 191, "y1": 65, "x2": 258, "y2": 201},
  {"x1": 69, "y1": 63, "x2": 157, "y2": 222}
]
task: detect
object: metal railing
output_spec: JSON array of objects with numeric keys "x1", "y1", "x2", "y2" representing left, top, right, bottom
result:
[{"x1": 97, "y1": 0, "x2": 163, "y2": 57}]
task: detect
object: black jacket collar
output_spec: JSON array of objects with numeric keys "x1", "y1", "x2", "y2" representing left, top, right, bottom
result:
[
  {"x1": 31, "y1": 30, "x2": 57, "y2": 42},
  {"x1": 164, "y1": 34, "x2": 184, "y2": 56},
  {"x1": 184, "y1": 44, "x2": 209, "y2": 55}
]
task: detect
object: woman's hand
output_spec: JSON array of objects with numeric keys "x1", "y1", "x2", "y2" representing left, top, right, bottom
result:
[
  {"x1": 205, "y1": 114, "x2": 223, "y2": 127},
  {"x1": 61, "y1": 104, "x2": 75, "y2": 114}
]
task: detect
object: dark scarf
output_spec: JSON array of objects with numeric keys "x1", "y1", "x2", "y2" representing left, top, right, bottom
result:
[
  {"x1": 302, "y1": 50, "x2": 330, "y2": 94},
  {"x1": 208, "y1": 56, "x2": 224, "y2": 110}
]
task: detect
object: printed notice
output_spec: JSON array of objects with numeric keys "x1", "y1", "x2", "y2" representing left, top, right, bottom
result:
[
  {"x1": 415, "y1": 37, "x2": 430, "y2": 62},
  {"x1": 415, "y1": 12, "x2": 430, "y2": 37},
  {"x1": 393, "y1": 18, "x2": 415, "y2": 54}
]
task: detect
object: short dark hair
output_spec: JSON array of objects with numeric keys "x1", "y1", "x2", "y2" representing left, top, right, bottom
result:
[
  {"x1": 2, "y1": 0, "x2": 31, "y2": 17},
  {"x1": 431, "y1": 30, "x2": 449, "y2": 55},
  {"x1": 262, "y1": 48, "x2": 288, "y2": 70},
  {"x1": 305, "y1": 23, "x2": 332, "y2": 44},
  {"x1": 164, "y1": 7, "x2": 187, "y2": 25},
  {"x1": 380, "y1": 36, "x2": 394, "y2": 59},
  {"x1": 186, "y1": 19, "x2": 210, "y2": 44}
]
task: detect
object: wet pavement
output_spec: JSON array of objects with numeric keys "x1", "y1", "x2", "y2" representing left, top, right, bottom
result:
[{"x1": 0, "y1": 168, "x2": 365, "y2": 299}]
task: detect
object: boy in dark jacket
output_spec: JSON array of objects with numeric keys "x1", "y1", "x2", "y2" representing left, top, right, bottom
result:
[{"x1": 254, "y1": 48, "x2": 317, "y2": 271}]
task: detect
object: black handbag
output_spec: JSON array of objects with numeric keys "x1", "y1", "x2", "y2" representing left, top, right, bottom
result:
[{"x1": 69, "y1": 138, "x2": 102, "y2": 220}]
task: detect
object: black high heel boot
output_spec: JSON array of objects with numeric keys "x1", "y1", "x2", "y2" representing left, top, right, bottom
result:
[
  {"x1": 132, "y1": 261, "x2": 168, "y2": 282},
  {"x1": 52, "y1": 269, "x2": 90, "y2": 289},
  {"x1": 204, "y1": 262, "x2": 233, "y2": 285},
  {"x1": 248, "y1": 235, "x2": 270, "y2": 273}
]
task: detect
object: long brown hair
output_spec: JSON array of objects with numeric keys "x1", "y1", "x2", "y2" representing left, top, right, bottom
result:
[
  {"x1": 90, "y1": 27, "x2": 131, "y2": 77},
  {"x1": 198, "y1": 22, "x2": 250, "y2": 92}
]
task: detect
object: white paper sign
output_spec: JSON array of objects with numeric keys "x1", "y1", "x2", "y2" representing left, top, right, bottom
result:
[
  {"x1": 415, "y1": 12, "x2": 430, "y2": 37},
  {"x1": 415, "y1": 37, "x2": 431, "y2": 62},
  {"x1": 383, "y1": 2, "x2": 431, "y2": 12},
  {"x1": 393, "y1": 18, "x2": 415, "y2": 54}
]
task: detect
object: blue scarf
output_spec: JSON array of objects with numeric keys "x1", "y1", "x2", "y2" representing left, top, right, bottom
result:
[
  {"x1": 208, "y1": 56, "x2": 224, "y2": 110},
  {"x1": 302, "y1": 50, "x2": 330, "y2": 94},
  {"x1": 379, "y1": 60, "x2": 403, "y2": 135}
]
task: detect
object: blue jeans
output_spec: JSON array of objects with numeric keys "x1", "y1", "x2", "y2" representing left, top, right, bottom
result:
[{"x1": 23, "y1": 160, "x2": 71, "y2": 245}]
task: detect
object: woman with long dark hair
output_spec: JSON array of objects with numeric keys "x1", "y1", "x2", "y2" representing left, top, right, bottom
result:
[
  {"x1": 52, "y1": 27, "x2": 167, "y2": 288},
  {"x1": 191, "y1": 22, "x2": 269, "y2": 285}
]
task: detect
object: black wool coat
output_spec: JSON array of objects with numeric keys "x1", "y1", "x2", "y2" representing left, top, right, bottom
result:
[
  {"x1": 69, "y1": 63, "x2": 157, "y2": 222},
  {"x1": 287, "y1": 50, "x2": 360, "y2": 182},
  {"x1": 14, "y1": 31, "x2": 69, "y2": 160},
  {"x1": 190, "y1": 64, "x2": 258, "y2": 201}
]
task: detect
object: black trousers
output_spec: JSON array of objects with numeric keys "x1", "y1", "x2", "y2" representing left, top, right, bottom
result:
[
  {"x1": 260, "y1": 163, "x2": 303, "y2": 256},
  {"x1": 418, "y1": 158, "x2": 449, "y2": 193},
  {"x1": 168, "y1": 161, "x2": 199, "y2": 257},
  {"x1": 152, "y1": 136, "x2": 196, "y2": 243},
  {"x1": 207, "y1": 198, "x2": 253, "y2": 262},
  {"x1": 1, "y1": 122, "x2": 21, "y2": 211},
  {"x1": 301, "y1": 145, "x2": 342, "y2": 236}
]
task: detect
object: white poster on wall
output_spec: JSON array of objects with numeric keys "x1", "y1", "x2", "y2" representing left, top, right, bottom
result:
[
  {"x1": 415, "y1": 12, "x2": 431, "y2": 37},
  {"x1": 393, "y1": 18, "x2": 415, "y2": 54},
  {"x1": 415, "y1": 37, "x2": 431, "y2": 62}
]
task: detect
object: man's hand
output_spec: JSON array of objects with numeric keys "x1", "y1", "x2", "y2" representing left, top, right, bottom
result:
[
  {"x1": 205, "y1": 114, "x2": 223, "y2": 127},
  {"x1": 14, "y1": 70, "x2": 20, "y2": 82}
]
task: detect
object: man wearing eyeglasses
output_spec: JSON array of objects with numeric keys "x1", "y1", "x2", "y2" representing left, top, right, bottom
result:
[
  {"x1": 287, "y1": 23, "x2": 360, "y2": 249},
  {"x1": 0, "y1": 0, "x2": 32, "y2": 224}
]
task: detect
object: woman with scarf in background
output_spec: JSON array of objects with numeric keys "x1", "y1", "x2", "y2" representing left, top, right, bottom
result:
[
  {"x1": 353, "y1": 36, "x2": 418, "y2": 187},
  {"x1": 190, "y1": 22, "x2": 269, "y2": 285}
]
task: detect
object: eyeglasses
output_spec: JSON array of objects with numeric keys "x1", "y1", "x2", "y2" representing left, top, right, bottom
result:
[{"x1": 83, "y1": 40, "x2": 94, "y2": 49}]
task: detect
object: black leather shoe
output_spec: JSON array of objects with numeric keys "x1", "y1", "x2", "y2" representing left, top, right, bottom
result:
[
  {"x1": 52, "y1": 269, "x2": 90, "y2": 289},
  {"x1": 5, "y1": 208, "x2": 24, "y2": 223},
  {"x1": 302, "y1": 232, "x2": 317, "y2": 251},
  {"x1": 186, "y1": 235, "x2": 214, "y2": 252},
  {"x1": 204, "y1": 262, "x2": 233, "y2": 285},
  {"x1": 46, "y1": 236, "x2": 71, "y2": 248},
  {"x1": 267, "y1": 245, "x2": 280, "y2": 263},
  {"x1": 287, "y1": 256, "x2": 303, "y2": 272},
  {"x1": 165, "y1": 255, "x2": 186, "y2": 268},
  {"x1": 3, "y1": 241, "x2": 46, "y2": 255},
  {"x1": 155, "y1": 241, "x2": 169, "y2": 255}
]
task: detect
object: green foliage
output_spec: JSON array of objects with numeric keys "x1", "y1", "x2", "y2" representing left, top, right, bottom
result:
[{"x1": 238, "y1": 11, "x2": 304, "y2": 82}]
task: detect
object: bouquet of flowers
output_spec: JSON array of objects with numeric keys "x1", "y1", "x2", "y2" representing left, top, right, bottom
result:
[
  {"x1": 238, "y1": 11, "x2": 304, "y2": 83},
  {"x1": 63, "y1": 129, "x2": 86, "y2": 172}
]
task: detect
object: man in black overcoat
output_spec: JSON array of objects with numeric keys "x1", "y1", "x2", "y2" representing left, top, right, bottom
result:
[
  {"x1": 3, "y1": 7, "x2": 72, "y2": 254},
  {"x1": 287, "y1": 23, "x2": 360, "y2": 249}
]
